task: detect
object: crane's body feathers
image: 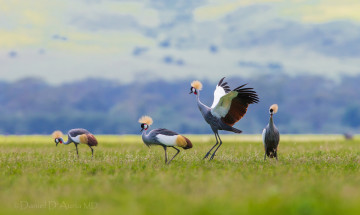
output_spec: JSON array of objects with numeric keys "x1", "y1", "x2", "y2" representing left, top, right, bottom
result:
[
  {"x1": 67, "y1": 128, "x2": 98, "y2": 146},
  {"x1": 200, "y1": 106, "x2": 241, "y2": 133},
  {"x1": 142, "y1": 128, "x2": 192, "y2": 149},
  {"x1": 262, "y1": 125, "x2": 280, "y2": 158},
  {"x1": 263, "y1": 104, "x2": 280, "y2": 160}
]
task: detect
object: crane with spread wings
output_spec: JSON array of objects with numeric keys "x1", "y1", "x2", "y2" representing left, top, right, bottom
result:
[{"x1": 189, "y1": 77, "x2": 259, "y2": 160}]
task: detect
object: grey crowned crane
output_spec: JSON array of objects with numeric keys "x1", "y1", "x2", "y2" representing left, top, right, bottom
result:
[
  {"x1": 189, "y1": 77, "x2": 259, "y2": 160},
  {"x1": 52, "y1": 129, "x2": 98, "y2": 158},
  {"x1": 139, "y1": 116, "x2": 193, "y2": 164},
  {"x1": 262, "y1": 104, "x2": 280, "y2": 160}
]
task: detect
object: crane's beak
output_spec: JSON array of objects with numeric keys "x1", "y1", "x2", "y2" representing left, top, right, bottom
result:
[
  {"x1": 140, "y1": 128, "x2": 144, "y2": 132},
  {"x1": 189, "y1": 91, "x2": 192, "y2": 94}
]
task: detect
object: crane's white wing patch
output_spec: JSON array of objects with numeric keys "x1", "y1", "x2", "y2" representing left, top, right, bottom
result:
[
  {"x1": 156, "y1": 134, "x2": 178, "y2": 146},
  {"x1": 211, "y1": 91, "x2": 238, "y2": 118},
  {"x1": 262, "y1": 128, "x2": 266, "y2": 146},
  {"x1": 211, "y1": 85, "x2": 227, "y2": 109},
  {"x1": 70, "y1": 135, "x2": 82, "y2": 144}
]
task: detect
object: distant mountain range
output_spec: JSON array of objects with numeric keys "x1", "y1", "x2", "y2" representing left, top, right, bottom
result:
[{"x1": 0, "y1": 74, "x2": 359, "y2": 135}]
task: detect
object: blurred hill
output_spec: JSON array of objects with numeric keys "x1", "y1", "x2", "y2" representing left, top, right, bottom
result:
[{"x1": 0, "y1": 75, "x2": 359, "y2": 135}]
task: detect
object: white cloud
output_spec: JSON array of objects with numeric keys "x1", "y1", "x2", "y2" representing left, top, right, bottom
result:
[{"x1": 0, "y1": 0, "x2": 360, "y2": 84}]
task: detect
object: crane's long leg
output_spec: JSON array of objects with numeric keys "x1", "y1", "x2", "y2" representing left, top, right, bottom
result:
[
  {"x1": 210, "y1": 132, "x2": 222, "y2": 160},
  {"x1": 88, "y1": 145, "x2": 94, "y2": 158},
  {"x1": 163, "y1": 146, "x2": 168, "y2": 164},
  {"x1": 75, "y1": 143, "x2": 79, "y2": 158},
  {"x1": 167, "y1": 147, "x2": 180, "y2": 164},
  {"x1": 203, "y1": 132, "x2": 219, "y2": 159}
]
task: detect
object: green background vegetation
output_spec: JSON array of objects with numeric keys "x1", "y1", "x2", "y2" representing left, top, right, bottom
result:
[{"x1": 1, "y1": 135, "x2": 360, "y2": 214}]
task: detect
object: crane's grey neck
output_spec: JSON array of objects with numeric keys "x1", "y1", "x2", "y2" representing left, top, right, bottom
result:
[
  {"x1": 60, "y1": 137, "x2": 72, "y2": 145},
  {"x1": 141, "y1": 130, "x2": 151, "y2": 147},
  {"x1": 196, "y1": 92, "x2": 209, "y2": 116},
  {"x1": 269, "y1": 114, "x2": 275, "y2": 129}
]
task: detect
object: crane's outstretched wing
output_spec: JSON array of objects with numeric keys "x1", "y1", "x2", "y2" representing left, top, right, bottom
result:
[
  {"x1": 211, "y1": 77, "x2": 231, "y2": 108},
  {"x1": 211, "y1": 84, "x2": 259, "y2": 126}
]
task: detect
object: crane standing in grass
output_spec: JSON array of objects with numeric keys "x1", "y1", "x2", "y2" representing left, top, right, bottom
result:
[
  {"x1": 262, "y1": 104, "x2": 280, "y2": 160},
  {"x1": 139, "y1": 116, "x2": 193, "y2": 164},
  {"x1": 52, "y1": 129, "x2": 98, "y2": 158},
  {"x1": 189, "y1": 77, "x2": 259, "y2": 160}
]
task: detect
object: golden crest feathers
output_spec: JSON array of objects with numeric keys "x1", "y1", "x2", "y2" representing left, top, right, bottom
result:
[
  {"x1": 138, "y1": 115, "x2": 153, "y2": 125},
  {"x1": 270, "y1": 104, "x2": 278, "y2": 114},
  {"x1": 52, "y1": 130, "x2": 63, "y2": 139},
  {"x1": 191, "y1": 80, "x2": 203, "y2": 90}
]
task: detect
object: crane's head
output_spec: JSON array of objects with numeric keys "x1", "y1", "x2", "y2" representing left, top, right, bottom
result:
[
  {"x1": 52, "y1": 130, "x2": 63, "y2": 146},
  {"x1": 269, "y1": 104, "x2": 278, "y2": 116},
  {"x1": 189, "y1": 80, "x2": 203, "y2": 95},
  {"x1": 138, "y1": 115, "x2": 153, "y2": 132}
]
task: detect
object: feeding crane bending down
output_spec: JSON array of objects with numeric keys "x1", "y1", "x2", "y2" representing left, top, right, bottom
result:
[
  {"x1": 189, "y1": 77, "x2": 259, "y2": 160},
  {"x1": 262, "y1": 104, "x2": 280, "y2": 160},
  {"x1": 139, "y1": 116, "x2": 193, "y2": 164},
  {"x1": 52, "y1": 129, "x2": 98, "y2": 158}
]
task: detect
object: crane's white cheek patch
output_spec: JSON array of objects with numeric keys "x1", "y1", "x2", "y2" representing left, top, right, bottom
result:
[{"x1": 156, "y1": 134, "x2": 178, "y2": 146}]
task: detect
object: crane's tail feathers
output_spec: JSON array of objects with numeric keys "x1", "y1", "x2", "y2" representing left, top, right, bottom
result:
[
  {"x1": 88, "y1": 134, "x2": 98, "y2": 146},
  {"x1": 232, "y1": 127, "x2": 242, "y2": 134},
  {"x1": 182, "y1": 136, "x2": 193, "y2": 149}
]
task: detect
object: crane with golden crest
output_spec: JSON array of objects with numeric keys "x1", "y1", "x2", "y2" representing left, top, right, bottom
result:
[
  {"x1": 139, "y1": 116, "x2": 193, "y2": 164},
  {"x1": 262, "y1": 104, "x2": 280, "y2": 160},
  {"x1": 52, "y1": 129, "x2": 98, "y2": 158},
  {"x1": 189, "y1": 77, "x2": 259, "y2": 160}
]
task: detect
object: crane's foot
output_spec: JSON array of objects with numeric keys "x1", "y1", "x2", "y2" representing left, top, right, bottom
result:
[
  {"x1": 203, "y1": 152, "x2": 211, "y2": 160},
  {"x1": 209, "y1": 153, "x2": 216, "y2": 161}
]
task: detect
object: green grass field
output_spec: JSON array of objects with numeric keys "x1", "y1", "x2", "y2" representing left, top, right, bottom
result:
[{"x1": 1, "y1": 135, "x2": 360, "y2": 215}]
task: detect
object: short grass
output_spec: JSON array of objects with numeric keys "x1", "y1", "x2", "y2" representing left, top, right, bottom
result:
[{"x1": 1, "y1": 135, "x2": 360, "y2": 215}]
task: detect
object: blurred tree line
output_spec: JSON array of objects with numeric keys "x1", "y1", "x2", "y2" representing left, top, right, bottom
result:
[{"x1": 0, "y1": 74, "x2": 359, "y2": 135}]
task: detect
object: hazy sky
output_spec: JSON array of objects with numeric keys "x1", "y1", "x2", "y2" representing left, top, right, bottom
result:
[{"x1": 1, "y1": 0, "x2": 359, "y2": 84}]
